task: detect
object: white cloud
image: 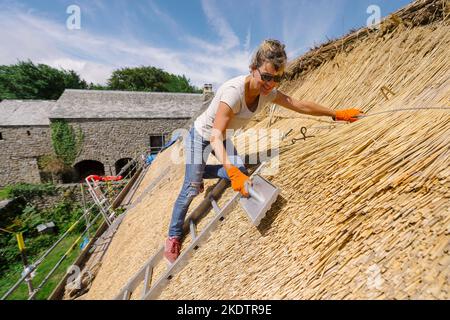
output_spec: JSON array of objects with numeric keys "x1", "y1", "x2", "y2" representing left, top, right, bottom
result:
[
  {"x1": 200, "y1": 0, "x2": 240, "y2": 50},
  {"x1": 44, "y1": 58, "x2": 114, "y2": 85},
  {"x1": 244, "y1": 26, "x2": 252, "y2": 52},
  {"x1": 0, "y1": 2, "x2": 254, "y2": 89},
  {"x1": 0, "y1": 1, "x2": 344, "y2": 90}
]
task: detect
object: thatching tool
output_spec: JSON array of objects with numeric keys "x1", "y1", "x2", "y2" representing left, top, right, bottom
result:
[
  {"x1": 239, "y1": 174, "x2": 280, "y2": 226},
  {"x1": 291, "y1": 127, "x2": 315, "y2": 144}
]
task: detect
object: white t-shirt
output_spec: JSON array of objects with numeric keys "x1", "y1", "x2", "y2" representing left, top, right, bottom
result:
[{"x1": 194, "y1": 75, "x2": 277, "y2": 140}]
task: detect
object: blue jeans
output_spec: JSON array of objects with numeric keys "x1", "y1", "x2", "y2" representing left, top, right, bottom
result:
[{"x1": 168, "y1": 127, "x2": 247, "y2": 238}]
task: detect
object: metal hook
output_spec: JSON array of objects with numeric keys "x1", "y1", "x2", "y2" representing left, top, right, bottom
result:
[
  {"x1": 281, "y1": 128, "x2": 293, "y2": 141},
  {"x1": 291, "y1": 127, "x2": 315, "y2": 144}
]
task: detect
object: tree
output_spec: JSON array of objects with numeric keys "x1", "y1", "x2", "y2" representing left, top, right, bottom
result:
[
  {"x1": 88, "y1": 82, "x2": 108, "y2": 90},
  {"x1": 0, "y1": 60, "x2": 87, "y2": 100},
  {"x1": 107, "y1": 66, "x2": 201, "y2": 93}
]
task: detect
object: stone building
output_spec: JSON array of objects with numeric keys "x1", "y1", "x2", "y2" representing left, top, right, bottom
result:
[
  {"x1": 0, "y1": 88, "x2": 212, "y2": 187},
  {"x1": 0, "y1": 100, "x2": 55, "y2": 186}
]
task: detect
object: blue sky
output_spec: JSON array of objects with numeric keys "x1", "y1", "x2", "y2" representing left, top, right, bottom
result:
[{"x1": 0, "y1": 0, "x2": 412, "y2": 88}]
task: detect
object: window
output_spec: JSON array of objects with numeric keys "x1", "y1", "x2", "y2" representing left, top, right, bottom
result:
[
  {"x1": 0, "y1": 132, "x2": 3, "y2": 140},
  {"x1": 26, "y1": 130, "x2": 31, "y2": 136},
  {"x1": 149, "y1": 134, "x2": 166, "y2": 154}
]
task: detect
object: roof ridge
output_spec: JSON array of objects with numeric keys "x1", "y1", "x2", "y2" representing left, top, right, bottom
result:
[{"x1": 63, "y1": 89, "x2": 202, "y2": 96}]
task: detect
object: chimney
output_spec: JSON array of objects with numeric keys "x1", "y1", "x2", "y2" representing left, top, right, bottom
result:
[{"x1": 202, "y1": 84, "x2": 214, "y2": 102}]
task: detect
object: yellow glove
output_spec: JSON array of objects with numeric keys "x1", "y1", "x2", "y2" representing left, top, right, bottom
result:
[
  {"x1": 334, "y1": 108, "x2": 364, "y2": 122},
  {"x1": 226, "y1": 166, "x2": 250, "y2": 197}
]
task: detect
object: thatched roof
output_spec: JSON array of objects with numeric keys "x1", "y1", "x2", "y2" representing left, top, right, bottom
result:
[
  {"x1": 51, "y1": 89, "x2": 206, "y2": 120},
  {"x1": 76, "y1": 0, "x2": 449, "y2": 300},
  {"x1": 0, "y1": 100, "x2": 55, "y2": 126}
]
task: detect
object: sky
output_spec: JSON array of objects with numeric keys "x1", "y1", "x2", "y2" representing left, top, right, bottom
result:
[{"x1": 0, "y1": 0, "x2": 413, "y2": 89}]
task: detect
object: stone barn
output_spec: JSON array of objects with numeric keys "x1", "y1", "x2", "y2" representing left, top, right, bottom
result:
[
  {"x1": 0, "y1": 89, "x2": 211, "y2": 186},
  {"x1": 0, "y1": 100, "x2": 55, "y2": 186}
]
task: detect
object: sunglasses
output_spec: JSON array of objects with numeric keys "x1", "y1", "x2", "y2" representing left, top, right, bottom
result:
[{"x1": 257, "y1": 68, "x2": 283, "y2": 83}]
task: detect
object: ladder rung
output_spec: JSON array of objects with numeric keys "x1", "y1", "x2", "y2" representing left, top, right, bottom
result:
[
  {"x1": 210, "y1": 198, "x2": 221, "y2": 215},
  {"x1": 116, "y1": 163, "x2": 269, "y2": 301},
  {"x1": 142, "y1": 266, "x2": 153, "y2": 298},
  {"x1": 143, "y1": 192, "x2": 241, "y2": 300},
  {"x1": 115, "y1": 246, "x2": 164, "y2": 300},
  {"x1": 189, "y1": 219, "x2": 197, "y2": 241}
]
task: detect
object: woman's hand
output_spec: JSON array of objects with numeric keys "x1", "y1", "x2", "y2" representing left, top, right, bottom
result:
[
  {"x1": 226, "y1": 166, "x2": 250, "y2": 197},
  {"x1": 334, "y1": 108, "x2": 364, "y2": 122}
]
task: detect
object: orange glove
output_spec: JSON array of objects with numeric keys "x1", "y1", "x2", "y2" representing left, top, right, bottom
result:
[
  {"x1": 334, "y1": 108, "x2": 364, "y2": 122},
  {"x1": 226, "y1": 166, "x2": 250, "y2": 197}
]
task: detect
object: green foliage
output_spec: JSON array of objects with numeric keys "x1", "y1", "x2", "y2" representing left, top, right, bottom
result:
[
  {"x1": 50, "y1": 120, "x2": 84, "y2": 166},
  {"x1": 87, "y1": 82, "x2": 108, "y2": 90},
  {"x1": 114, "y1": 207, "x2": 126, "y2": 215},
  {"x1": 0, "y1": 234, "x2": 82, "y2": 300},
  {"x1": 0, "y1": 235, "x2": 21, "y2": 267},
  {"x1": 107, "y1": 66, "x2": 201, "y2": 93},
  {"x1": 46, "y1": 201, "x2": 84, "y2": 233},
  {"x1": 0, "y1": 181, "x2": 105, "y2": 299},
  {"x1": 0, "y1": 188, "x2": 9, "y2": 200},
  {"x1": 2, "y1": 183, "x2": 56, "y2": 202},
  {"x1": 0, "y1": 197, "x2": 84, "y2": 275},
  {"x1": 19, "y1": 205, "x2": 42, "y2": 233},
  {"x1": 0, "y1": 61, "x2": 202, "y2": 102},
  {"x1": 37, "y1": 155, "x2": 68, "y2": 183},
  {"x1": 0, "y1": 60, "x2": 87, "y2": 100},
  {"x1": 25, "y1": 234, "x2": 57, "y2": 257}
]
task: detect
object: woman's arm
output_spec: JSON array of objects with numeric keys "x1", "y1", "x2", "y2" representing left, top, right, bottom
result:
[
  {"x1": 211, "y1": 102, "x2": 235, "y2": 171},
  {"x1": 211, "y1": 102, "x2": 251, "y2": 196},
  {"x1": 273, "y1": 91, "x2": 336, "y2": 118}
]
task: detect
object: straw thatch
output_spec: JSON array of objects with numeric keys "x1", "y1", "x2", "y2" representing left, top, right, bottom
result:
[{"x1": 77, "y1": 0, "x2": 449, "y2": 300}]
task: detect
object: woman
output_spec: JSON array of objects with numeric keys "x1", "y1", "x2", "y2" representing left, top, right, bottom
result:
[{"x1": 165, "y1": 39, "x2": 363, "y2": 263}]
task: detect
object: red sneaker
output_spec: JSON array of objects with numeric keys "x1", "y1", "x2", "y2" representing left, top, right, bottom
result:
[{"x1": 164, "y1": 237, "x2": 181, "y2": 263}]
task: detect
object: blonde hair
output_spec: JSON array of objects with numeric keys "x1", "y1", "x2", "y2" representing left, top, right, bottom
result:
[{"x1": 250, "y1": 39, "x2": 287, "y2": 72}]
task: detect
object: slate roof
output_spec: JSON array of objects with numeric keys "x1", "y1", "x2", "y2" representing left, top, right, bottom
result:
[
  {"x1": 50, "y1": 90, "x2": 206, "y2": 119},
  {"x1": 0, "y1": 100, "x2": 55, "y2": 126}
]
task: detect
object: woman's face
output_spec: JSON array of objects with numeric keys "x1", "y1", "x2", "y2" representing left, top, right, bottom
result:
[{"x1": 253, "y1": 61, "x2": 284, "y2": 96}]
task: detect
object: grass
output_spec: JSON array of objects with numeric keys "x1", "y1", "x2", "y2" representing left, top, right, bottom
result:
[{"x1": 0, "y1": 234, "x2": 85, "y2": 300}]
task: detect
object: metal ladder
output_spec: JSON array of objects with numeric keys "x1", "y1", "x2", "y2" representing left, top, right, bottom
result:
[
  {"x1": 85, "y1": 176, "x2": 117, "y2": 226},
  {"x1": 115, "y1": 163, "x2": 268, "y2": 300}
]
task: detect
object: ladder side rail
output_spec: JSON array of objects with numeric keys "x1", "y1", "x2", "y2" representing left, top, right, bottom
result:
[
  {"x1": 115, "y1": 162, "x2": 267, "y2": 300},
  {"x1": 143, "y1": 191, "x2": 241, "y2": 300},
  {"x1": 113, "y1": 179, "x2": 227, "y2": 300},
  {"x1": 114, "y1": 246, "x2": 164, "y2": 300},
  {"x1": 181, "y1": 179, "x2": 228, "y2": 234}
]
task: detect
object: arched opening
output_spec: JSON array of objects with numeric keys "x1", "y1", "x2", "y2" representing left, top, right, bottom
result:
[
  {"x1": 74, "y1": 160, "x2": 105, "y2": 182},
  {"x1": 115, "y1": 158, "x2": 137, "y2": 178}
]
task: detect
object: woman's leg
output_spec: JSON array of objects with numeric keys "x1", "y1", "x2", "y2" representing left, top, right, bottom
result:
[
  {"x1": 203, "y1": 138, "x2": 248, "y2": 180},
  {"x1": 168, "y1": 128, "x2": 209, "y2": 238}
]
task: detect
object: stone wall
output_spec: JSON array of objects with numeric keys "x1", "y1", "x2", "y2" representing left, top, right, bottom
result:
[
  {"x1": 0, "y1": 126, "x2": 52, "y2": 187},
  {"x1": 28, "y1": 183, "x2": 95, "y2": 211},
  {"x1": 0, "y1": 118, "x2": 190, "y2": 187},
  {"x1": 70, "y1": 118, "x2": 189, "y2": 177}
]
